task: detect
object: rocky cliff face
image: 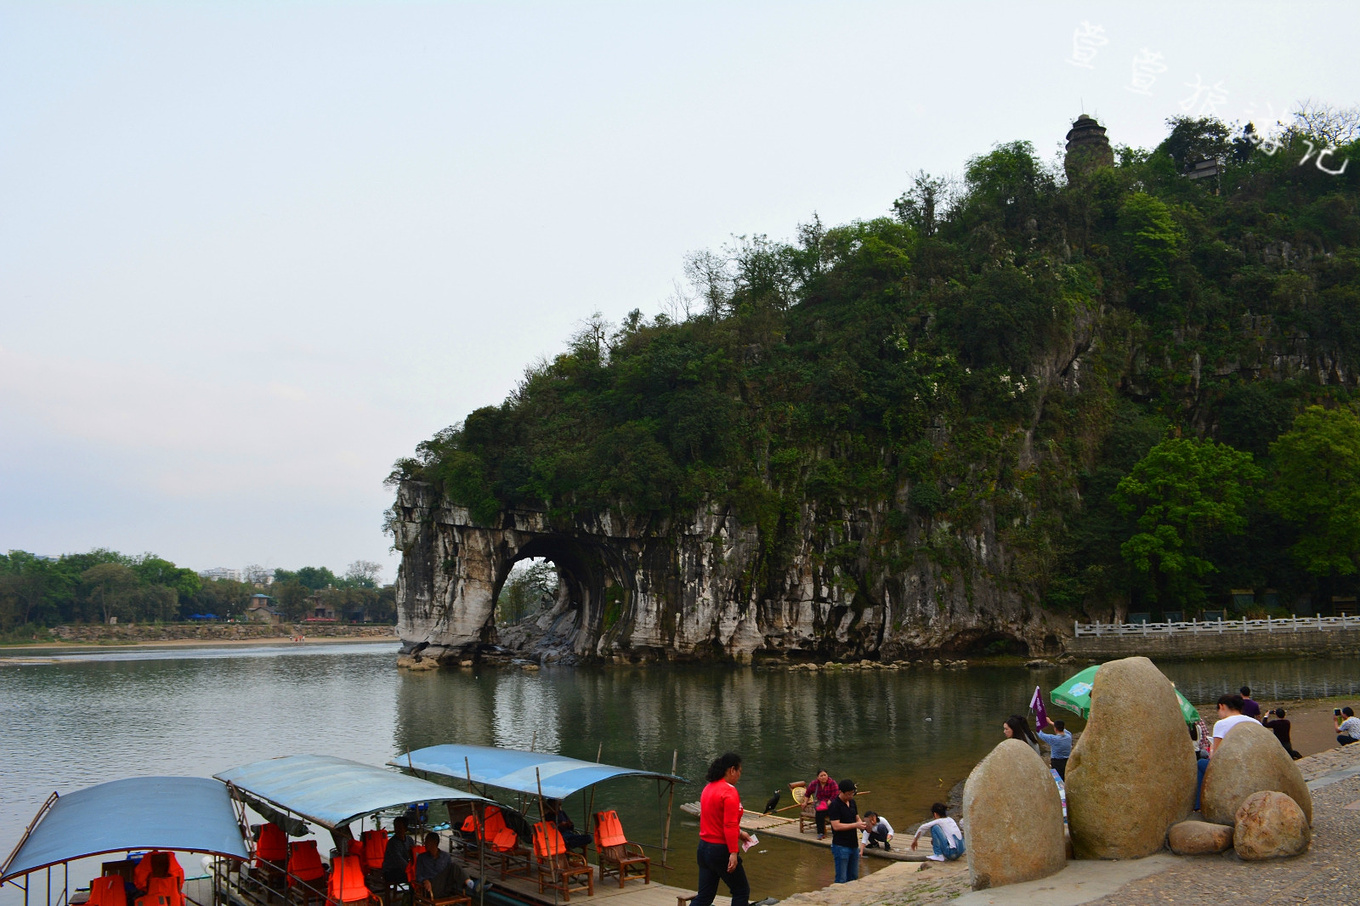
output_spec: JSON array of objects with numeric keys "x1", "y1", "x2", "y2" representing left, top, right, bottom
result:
[{"x1": 392, "y1": 478, "x2": 1069, "y2": 665}]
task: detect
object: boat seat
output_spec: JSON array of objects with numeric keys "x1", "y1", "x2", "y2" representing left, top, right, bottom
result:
[
  {"x1": 532, "y1": 823, "x2": 592, "y2": 902},
  {"x1": 360, "y1": 830, "x2": 388, "y2": 873},
  {"x1": 134, "y1": 877, "x2": 184, "y2": 906},
  {"x1": 286, "y1": 840, "x2": 327, "y2": 906},
  {"x1": 134, "y1": 852, "x2": 184, "y2": 892},
  {"x1": 593, "y1": 810, "x2": 650, "y2": 888},
  {"x1": 327, "y1": 855, "x2": 375, "y2": 906},
  {"x1": 88, "y1": 876, "x2": 129, "y2": 906}
]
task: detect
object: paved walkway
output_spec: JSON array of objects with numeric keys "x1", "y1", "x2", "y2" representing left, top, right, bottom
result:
[{"x1": 778, "y1": 743, "x2": 1360, "y2": 906}]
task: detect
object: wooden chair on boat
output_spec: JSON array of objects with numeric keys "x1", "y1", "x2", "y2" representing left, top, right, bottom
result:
[
  {"x1": 592, "y1": 810, "x2": 650, "y2": 888},
  {"x1": 286, "y1": 840, "x2": 328, "y2": 906},
  {"x1": 404, "y1": 842, "x2": 470, "y2": 906},
  {"x1": 87, "y1": 876, "x2": 129, "y2": 906},
  {"x1": 466, "y1": 807, "x2": 530, "y2": 880},
  {"x1": 532, "y1": 823, "x2": 593, "y2": 902},
  {"x1": 327, "y1": 855, "x2": 376, "y2": 906},
  {"x1": 134, "y1": 877, "x2": 184, "y2": 906},
  {"x1": 360, "y1": 831, "x2": 388, "y2": 874},
  {"x1": 255, "y1": 823, "x2": 291, "y2": 890},
  {"x1": 788, "y1": 782, "x2": 816, "y2": 834},
  {"x1": 134, "y1": 853, "x2": 184, "y2": 893}
]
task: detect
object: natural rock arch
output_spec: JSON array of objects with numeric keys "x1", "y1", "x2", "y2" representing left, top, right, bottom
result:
[{"x1": 391, "y1": 480, "x2": 1065, "y2": 665}]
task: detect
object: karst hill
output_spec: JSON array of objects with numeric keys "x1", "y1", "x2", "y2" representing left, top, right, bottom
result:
[{"x1": 389, "y1": 111, "x2": 1360, "y2": 665}]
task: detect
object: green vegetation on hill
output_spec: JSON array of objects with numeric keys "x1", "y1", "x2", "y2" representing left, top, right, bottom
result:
[{"x1": 390, "y1": 110, "x2": 1360, "y2": 619}]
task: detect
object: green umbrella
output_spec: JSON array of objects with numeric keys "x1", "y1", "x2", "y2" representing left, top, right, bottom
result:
[{"x1": 1050, "y1": 663, "x2": 1199, "y2": 723}]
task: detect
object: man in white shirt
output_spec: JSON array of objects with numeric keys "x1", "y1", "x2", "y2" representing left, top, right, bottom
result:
[
  {"x1": 1336, "y1": 706, "x2": 1360, "y2": 746},
  {"x1": 910, "y1": 803, "x2": 964, "y2": 862}
]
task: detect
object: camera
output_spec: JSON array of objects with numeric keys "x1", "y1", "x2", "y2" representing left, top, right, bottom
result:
[{"x1": 1336, "y1": 708, "x2": 1342, "y2": 716}]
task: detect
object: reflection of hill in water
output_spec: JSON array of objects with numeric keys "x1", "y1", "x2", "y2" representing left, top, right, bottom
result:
[{"x1": 6, "y1": 650, "x2": 1360, "y2": 905}]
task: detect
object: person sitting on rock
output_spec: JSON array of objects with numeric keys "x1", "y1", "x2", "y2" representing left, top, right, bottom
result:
[
  {"x1": 1239, "y1": 686, "x2": 1262, "y2": 720},
  {"x1": 1336, "y1": 706, "x2": 1360, "y2": 746},
  {"x1": 909, "y1": 803, "x2": 964, "y2": 862},
  {"x1": 1195, "y1": 693, "x2": 1257, "y2": 811},
  {"x1": 1210, "y1": 693, "x2": 1256, "y2": 756}
]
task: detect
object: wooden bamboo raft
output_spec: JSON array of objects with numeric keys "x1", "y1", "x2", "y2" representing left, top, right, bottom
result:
[{"x1": 678, "y1": 804, "x2": 927, "y2": 862}]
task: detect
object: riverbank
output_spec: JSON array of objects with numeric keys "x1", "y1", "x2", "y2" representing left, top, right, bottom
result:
[
  {"x1": 1, "y1": 626, "x2": 397, "y2": 653},
  {"x1": 779, "y1": 725, "x2": 1360, "y2": 906}
]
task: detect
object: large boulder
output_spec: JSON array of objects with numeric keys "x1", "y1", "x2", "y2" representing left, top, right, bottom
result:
[
  {"x1": 1233, "y1": 791, "x2": 1310, "y2": 860},
  {"x1": 1167, "y1": 819, "x2": 1233, "y2": 855},
  {"x1": 1202, "y1": 720, "x2": 1312, "y2": 826},
  {"x1": 1064, "y1": 656, "x2": 1196, "y2": 859},
  {"x1": 963, "y1": 738, "x2": 1066, "y2": 890}
]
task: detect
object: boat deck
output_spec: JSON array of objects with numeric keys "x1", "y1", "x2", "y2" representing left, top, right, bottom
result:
[
  {"x1": 678, "y1": 804, "x2": 926, "y2": 863},
  {"x1": 449, "y1": 845, "x2": 701, "y2": 906}
]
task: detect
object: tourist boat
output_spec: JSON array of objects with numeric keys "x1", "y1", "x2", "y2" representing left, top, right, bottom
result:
[
  {"x1": 5, "y1": 752, "x2": 695, "y2": 906},
  {"x1": 392, "y1": 744, "x2": 690, "y2": 905},
  {"x1": 1, "y1": 776, "x2": 251, "y2": 906}
]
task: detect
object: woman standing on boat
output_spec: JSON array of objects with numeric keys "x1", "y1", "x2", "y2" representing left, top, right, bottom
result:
[{"x1": 694, "y1": 752, "x2": 753, "y2": 906}]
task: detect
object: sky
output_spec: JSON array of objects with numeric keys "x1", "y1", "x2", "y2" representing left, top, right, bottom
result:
[{"x1": 2, "y1": 2, "x2": 1357, "y2": 583}]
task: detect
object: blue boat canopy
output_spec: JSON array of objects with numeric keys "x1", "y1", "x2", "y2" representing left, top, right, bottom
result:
[
  {"x1": 214, "y1": 754, "x2": 494, "y2": 830},
  {"x1": 392, "y1": 745, "x2": 687, "y2": 799},
  {"x1": 1, "y1": 777, "x2": 249, "y2": 883}
]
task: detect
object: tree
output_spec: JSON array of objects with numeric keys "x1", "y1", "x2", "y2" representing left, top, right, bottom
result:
[
  {"x1": 497, "y1": 559, "x2": 558, "y2": 623},
  {"x1": 81, "y1": 562, "x2": 138, "y2": 624},
  {"x1": 1292, "y1": 100, "x2": 1360, "y2": 147},
  {"x1": 1113, "y1": 437, "x2": 1262, "y2": 608},
  {"x1": 243, "y1": 564, "x2": 272, "y2": 585},
  {"x1": 344, "y1": 560, "x2": 383, "y2": 589},
  {"x1": 1159, "y1": 116, "x2": 1232, "y2": 171},
  {"x1": 1119, "y1": 192, "x2": 1183, "y2": 299},
  {"x1": 1267, "y1": 406, "x2": 1360, "y2": 577},
  {"x1": 893, "y1": 170, "x2": 951, "y2": 237}
]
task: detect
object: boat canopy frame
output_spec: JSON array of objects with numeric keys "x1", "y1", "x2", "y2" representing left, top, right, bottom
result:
[
  {"x1": 1, "y1": 776, "x2": 250, "y2": 885},
  {"x1": 213, "y1": 754, "x2": 497, "y2": 832}
]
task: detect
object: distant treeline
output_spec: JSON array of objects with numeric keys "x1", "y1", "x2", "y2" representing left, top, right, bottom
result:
[{"x1": 0, "y1": 550, "x2": 396, "y2": 632}]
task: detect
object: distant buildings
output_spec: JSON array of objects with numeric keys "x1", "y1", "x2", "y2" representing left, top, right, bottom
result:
[{"x1": 198, "y1": 567, "x2": 242, "y2": 582}]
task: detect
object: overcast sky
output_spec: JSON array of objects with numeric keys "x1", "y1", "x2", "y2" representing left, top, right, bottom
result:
[{"x1": 2, "y1": 2, "x2": 1356, "y2": 582}]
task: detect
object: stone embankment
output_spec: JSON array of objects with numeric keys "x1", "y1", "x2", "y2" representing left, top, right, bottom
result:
[{"x1": 52, "y1": 623, "x2": 397, "y2": 644}]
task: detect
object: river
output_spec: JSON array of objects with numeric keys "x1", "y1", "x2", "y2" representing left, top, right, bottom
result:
[{"x1": 4, "y1": 644, "x2": 1360, "y2": 903}]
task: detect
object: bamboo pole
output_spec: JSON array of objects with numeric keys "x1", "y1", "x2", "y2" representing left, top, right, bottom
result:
[
  {"x1": 662, "y1": 749, "x2": 677, "y2": 869},
  {"x1": 466, "y1": 756, "x2": 484, "y2": 906}
]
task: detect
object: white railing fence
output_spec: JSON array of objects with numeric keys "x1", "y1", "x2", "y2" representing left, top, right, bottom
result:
[{"x1": 1074, "y1": 614, "x2": 1360, "y2": 637}]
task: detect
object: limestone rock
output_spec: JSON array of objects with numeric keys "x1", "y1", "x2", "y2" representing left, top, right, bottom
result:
[
  {"x1": 1064, "y1": 656, "x2": 1196, "y2": 859},
  {"x1": 1233, "y1": 791, "x2": 1310, "y2": 860},
  {"x1": 963, "y1": 739, "x2": 1065, "y2": 890},
  {"x1": 1202, "y1": 721, "x2": 1312, "y2": 826},
  {"x1": 1167, "y1": 820, "x2": 1233, "y2": 855}
]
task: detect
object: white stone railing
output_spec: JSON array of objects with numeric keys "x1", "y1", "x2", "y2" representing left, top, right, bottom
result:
[{"x1": 1074, "y1": 614, "x2": 1360, "y2": 637}]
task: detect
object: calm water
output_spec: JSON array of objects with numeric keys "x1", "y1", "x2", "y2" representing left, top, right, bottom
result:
[{"x1": 4, "y1": 645, "x2": 1360, "y2": 903}]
